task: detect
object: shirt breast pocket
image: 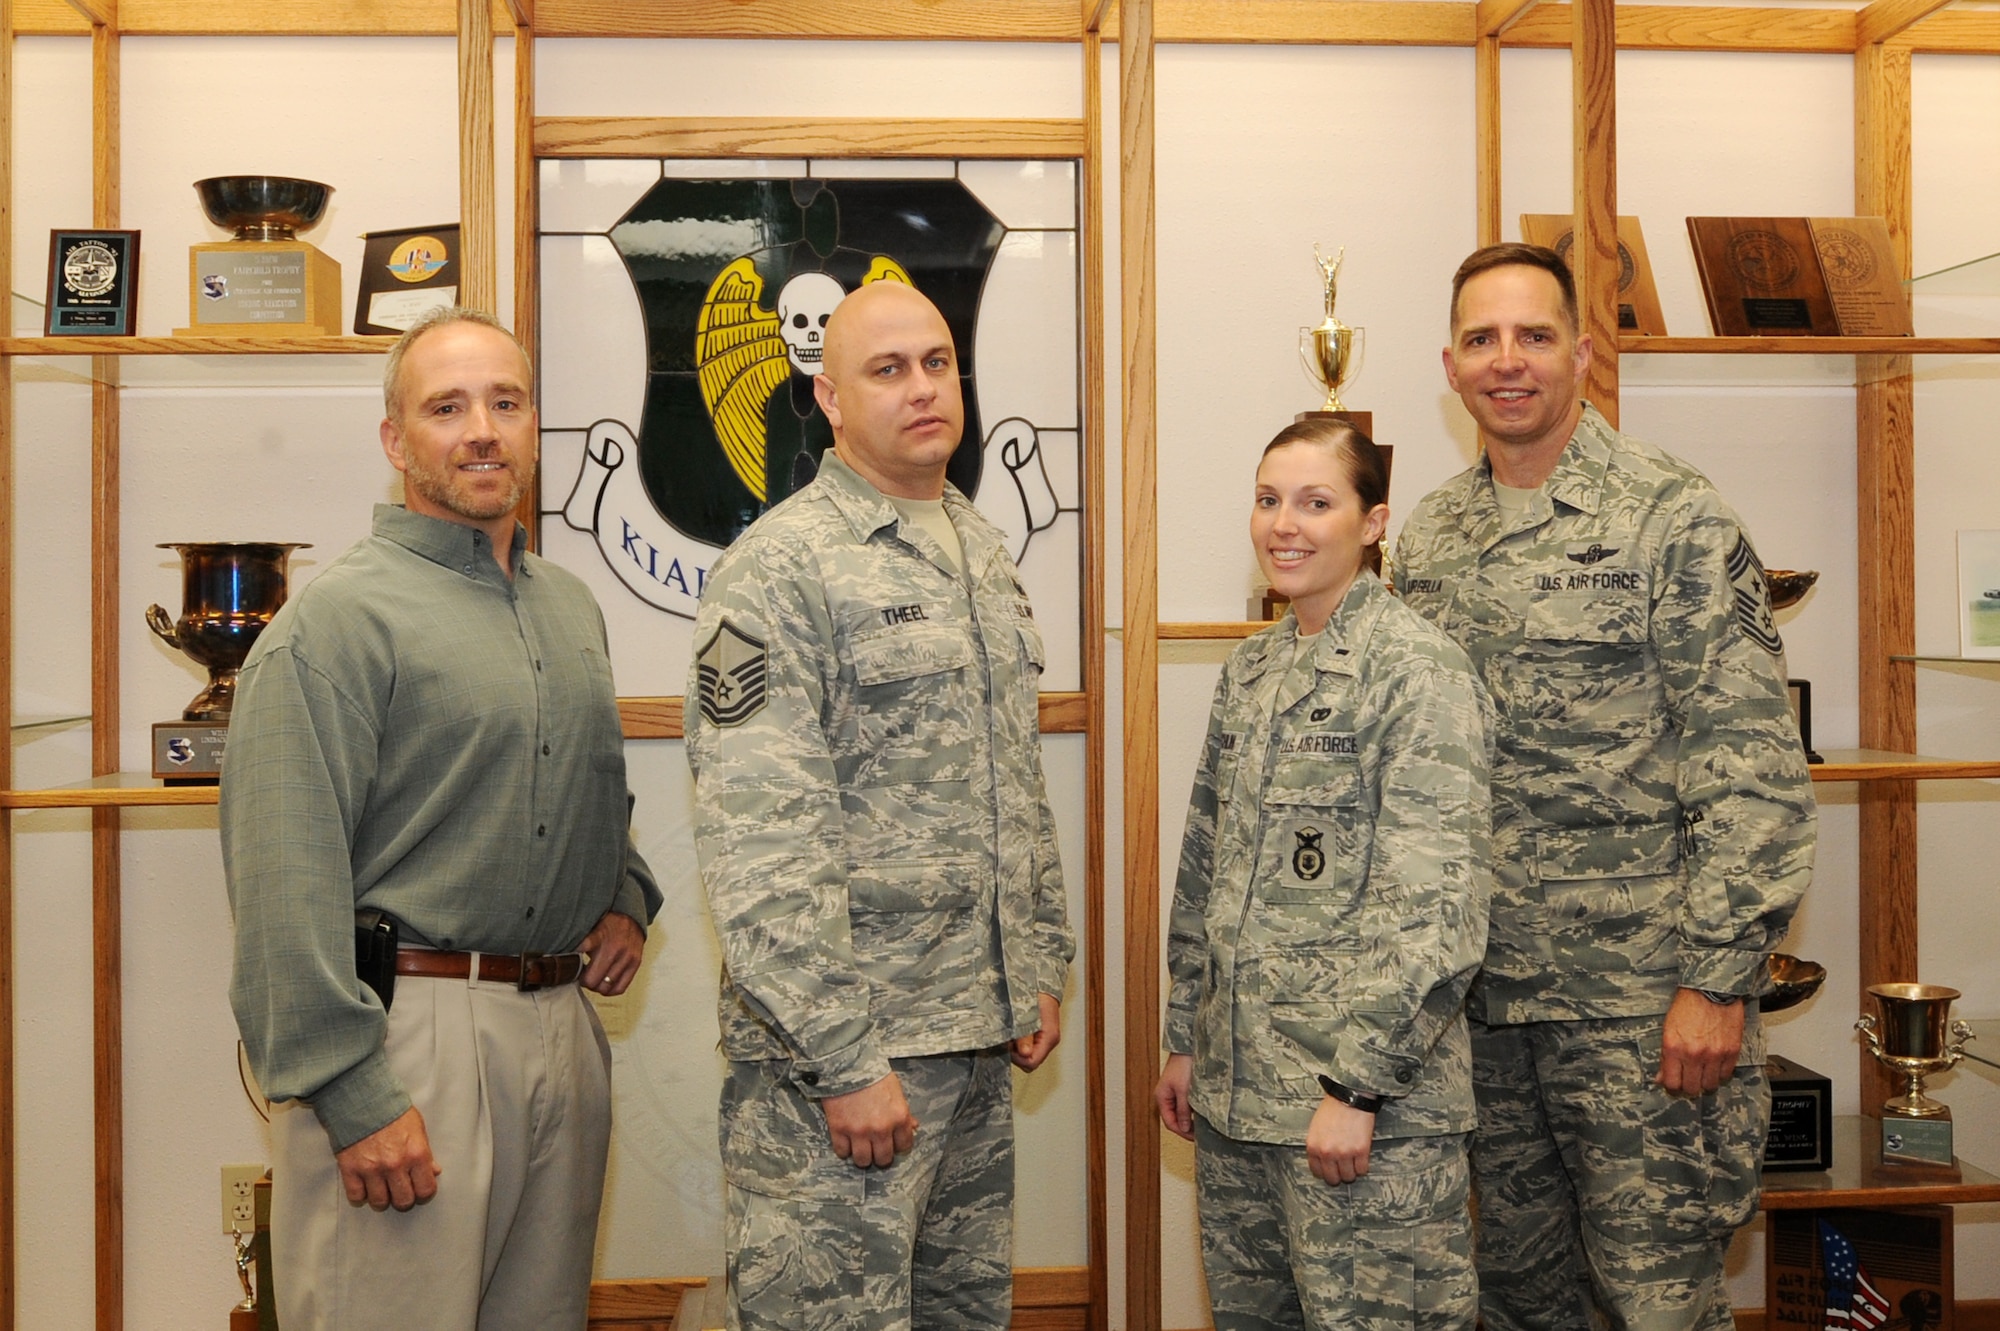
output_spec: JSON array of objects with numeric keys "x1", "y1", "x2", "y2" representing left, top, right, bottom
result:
[
  {"x1": 848, "y1": 623, "x2": 976, "y2": 785},
  {"x1": 1517, "y1": 589, "x2": 1658, "y2": 736},
  {"x1": 1259, "y1": 754, "x2": 1364, "y2": 904}
]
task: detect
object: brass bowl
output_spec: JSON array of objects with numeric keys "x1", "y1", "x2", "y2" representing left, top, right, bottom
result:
[
  {"x1": 1762, "y1": 954, "x2": 1827, "y2": 1014},
  {"x1": 194, "y1": 176, "x2": 333, "y2": 241},
  {"x1": 1765, "y1": 569, "x2": 1819, "y2": 611}
]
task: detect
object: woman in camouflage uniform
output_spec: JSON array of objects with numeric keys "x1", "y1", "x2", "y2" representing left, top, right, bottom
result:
[{"x1": 1155, "y1": 420, "x2": 1494, "y2": 1330}]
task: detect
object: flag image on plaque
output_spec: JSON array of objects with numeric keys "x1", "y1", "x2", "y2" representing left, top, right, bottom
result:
[{"x1": 1766, "y1": 1207, "x2": 1951, "y2": 1331}]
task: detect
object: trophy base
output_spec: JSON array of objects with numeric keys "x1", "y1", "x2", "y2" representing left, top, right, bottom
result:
[
  {"x1": 1880, "y1": 1109, "x2": 1960, "y2": 1175},
  {"x1": 230, "y1": 1307, "x2": 258, "y2": 1331},
  {"x1": 183, "y1": 240, "x2": 342, "y2": 336},
  {"x1": 1763, "y1": 1054, "x2": 1833, "y2": 1171},
  {"x1": 154, "y1": 721, "x2": 228, "y2": 783},
  {"x1": 1294, "y1": 408, "x2": 1373, "y2": 439}
]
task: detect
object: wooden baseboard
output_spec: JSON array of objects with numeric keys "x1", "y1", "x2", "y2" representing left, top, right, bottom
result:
[
  {"x1": 1734, "y1": 1300, "x2": 2000, "y2": 1331},
  {"x1": 591, "y1": 1266, "x2": 1091, "y2": 1330}
]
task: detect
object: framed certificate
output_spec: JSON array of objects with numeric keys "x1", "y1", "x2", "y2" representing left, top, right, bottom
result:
[{"x1": 46, "y1": 229, "x2": 140, "y2": 336}]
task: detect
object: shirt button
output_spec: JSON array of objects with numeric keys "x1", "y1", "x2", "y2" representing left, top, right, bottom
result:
[
  {"x1": 537, "y1": 825, "x2": 547, "y2": 837},
  {"x1": 525, "y1": 906, "x2": 535, "y2": 919},
  {"x1": 543, "y1": 743, "x2": 551, "y2": 756},
  {"x1": 1396, "y1": 1067, "x2": 1415, "y2": 1084},
  {"x1": 800, "y1": 1071, "x2": 819, "y2": 1086}
]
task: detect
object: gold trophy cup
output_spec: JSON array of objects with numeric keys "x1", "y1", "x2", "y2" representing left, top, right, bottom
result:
[
  {"x1": 1857, "y1": 982, "x2": 1975, "y2": 1171},
  {"x1": 147, "y1": 541, "x2": 308, "y2": 783},
  {"x1": 1297, "y1": 244, "x2": 1368, "y2": 433}
]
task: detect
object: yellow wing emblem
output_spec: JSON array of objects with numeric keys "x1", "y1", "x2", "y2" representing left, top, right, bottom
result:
[
  {"x1": 861, "y1": 256, "x2": 913, "y2": 286},
  {"x1": 696, "y1": 257, "x2": 789, "y2": 502}
]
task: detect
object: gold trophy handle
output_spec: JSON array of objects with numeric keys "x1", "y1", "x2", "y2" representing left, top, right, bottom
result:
[
  {"x1": 1856, "y1": 1013, "x2": 1884, "y2": 1059},
  {"x1": 145, "y1": 603, "x2": 180, "y2": 651},
  {"x1": 1945, "y1": 1018, "x2": 1976, "y2": 1070}
]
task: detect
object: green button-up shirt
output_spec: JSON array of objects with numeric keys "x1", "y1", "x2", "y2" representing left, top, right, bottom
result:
[{"x1": 221, "y1": 505, "x2": 660, "y2": 1150}]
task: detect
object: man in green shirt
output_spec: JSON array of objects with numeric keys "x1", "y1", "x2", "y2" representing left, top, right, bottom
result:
[{"x1": 221, "y1": 306, "x2": 660, "y2": 1330}]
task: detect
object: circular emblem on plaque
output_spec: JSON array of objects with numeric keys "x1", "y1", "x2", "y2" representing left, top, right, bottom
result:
[
  {"x1": 63, "y1": 240, "x2": 119, "y2": 298},
  {"x1": 1816, "y1": 228, "x2": 1876, "y2": 285},
  {"x1": 387, "y1": 235, "x2": 450, "y2": 283},
  {"x1": 1551, "y1": 232, "x2": 1638, "y2": 292},
  {"x1": 1725, "y1": 230, "x2": 1801, "y2": 293}
]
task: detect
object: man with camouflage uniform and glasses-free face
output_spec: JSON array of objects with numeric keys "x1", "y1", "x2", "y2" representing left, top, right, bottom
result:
[
  {"x1": 685, "y1": 280, "x2": 1075, "y2": 1331},
  {"x1": 1394, "y1": 244, "x2": 1817, "y2": 1331}
]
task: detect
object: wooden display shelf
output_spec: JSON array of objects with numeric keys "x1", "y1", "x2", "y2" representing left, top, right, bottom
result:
[
  {"x1": 0, "y1": 335, "x2": 395, "y2": 356},
  {"x1": 1619, "y1": 335, "x2": 2000, "y2": 355},
  {"x1": 1760, "y1": 1117, "x2": 2000, "y2": 1210},
  {"x1": 0, "y1": 772, "x2": 218, "y2": 809},
  {"x1": 1811, "y1": 750, "x2": 2000, "y2": 781},
  {"x1": 1158, "y1": 621, "x2": 1270, "y2": 640}
]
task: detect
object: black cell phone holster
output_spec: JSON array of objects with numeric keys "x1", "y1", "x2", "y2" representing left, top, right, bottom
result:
[{"x1": 355, "y1": 908, "x2": 399, "y2": 1012}]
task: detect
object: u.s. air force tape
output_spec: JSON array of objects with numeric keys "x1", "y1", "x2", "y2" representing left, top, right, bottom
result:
[{"x1": 695, "y1": 619, "x2": 769, "y2": 726}]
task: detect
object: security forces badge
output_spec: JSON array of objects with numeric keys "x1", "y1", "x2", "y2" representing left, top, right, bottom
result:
[
  {"x1": 695, "y1": 620, "x2": 769, "y2": 727},
  {"x1": 1292, "y1": 827, "x2": 1326, "y2": 883}
]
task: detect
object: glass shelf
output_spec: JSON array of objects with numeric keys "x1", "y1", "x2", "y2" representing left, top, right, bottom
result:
[
  {"x1": 1890, "y1": 654, "x2": 2000, "y2": 665},
  {"x1": 10, "y1": 714, "x2": 91, "y2": 734},
  {"x1": 1909, "y1": 249, "x2": 2000, "y2": 296}
]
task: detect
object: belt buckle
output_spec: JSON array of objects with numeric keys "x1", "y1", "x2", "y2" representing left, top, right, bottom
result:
[{"x1": 516, "y1": 950, "x2": 547, "y2": 992}]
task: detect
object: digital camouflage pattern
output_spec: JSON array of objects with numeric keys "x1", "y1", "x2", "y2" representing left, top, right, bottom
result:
[
  {"x1": 1166, "y1": 572, "x2": 1494, "y2": 1145},
  {"x1": 722, "y1": 1052, "x2": 1015, "y2": 1331},
  {"x1": 1193, "y1": 1119, "x2": 1477, "y2": 1331},
  {"x1": 686, "y1": 451, "x2": 1073, "y2": 1099},
  {"x1": 1468, "y1": 1016, "x2": 1767, "y2": 1331},
  {"x1": 1393, "y1": 404, "x2": 1816, "y2": 1026}
]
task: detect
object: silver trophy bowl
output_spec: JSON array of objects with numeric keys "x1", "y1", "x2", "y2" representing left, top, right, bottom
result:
[{"x1": 194, "y1": 176, "x2": 333, "y2": 242}]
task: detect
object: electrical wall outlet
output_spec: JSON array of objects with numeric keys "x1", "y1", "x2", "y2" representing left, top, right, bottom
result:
[{"x1": 221, "y1": 1164, "x2": 264, "y2": 1234}]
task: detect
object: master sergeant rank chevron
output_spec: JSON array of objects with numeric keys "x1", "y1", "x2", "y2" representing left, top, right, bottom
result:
[{"x1": 695, "y1": 619, "x2": 769, "y2": 727}]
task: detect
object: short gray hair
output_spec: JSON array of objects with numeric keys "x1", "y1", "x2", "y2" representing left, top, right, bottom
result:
[{"x1": 382, "y1": 306, "x2": 533, "y2": 420}]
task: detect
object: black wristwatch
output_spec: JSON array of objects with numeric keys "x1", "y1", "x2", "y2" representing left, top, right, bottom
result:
[
  {"x1": 1316, "y1": 1074, "x2": 1385, "y2": 1114},
  {"x1": 1696, "y1": 989, "x2": 1742, "y2": 1006}
]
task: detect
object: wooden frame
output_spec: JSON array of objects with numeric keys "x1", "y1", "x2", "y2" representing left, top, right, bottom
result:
[{"x1": 2, "y1": 6, "x2": 1995, "y2": 1330}]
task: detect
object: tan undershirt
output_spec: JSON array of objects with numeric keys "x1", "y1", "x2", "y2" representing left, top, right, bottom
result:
[
  {"x1": 1494, "y1": 480, "x2": 1544, "y2": 522},
  {"x1": 888, "y1": 493, "x2": 964, "y2": 577}
]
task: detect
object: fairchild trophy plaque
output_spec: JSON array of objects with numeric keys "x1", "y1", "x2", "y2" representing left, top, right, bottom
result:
[
  {"x1": 1857, "y1": 982, "x2": 1976, "y2": 1172},
  {"x1": 1298, "y1": 244, "x2": 1371, "y2": 437},
  {"x1": 180, "y1": 176, "x2": 341, "y2": 336},
  {"x1": 147, "y1": 541, "x2": 308, "y2": 783}
]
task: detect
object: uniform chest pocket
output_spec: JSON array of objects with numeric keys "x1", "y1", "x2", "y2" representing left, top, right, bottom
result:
[
  {"x1": 846, "y1": 624, "x2": 977, "y2": 786},
  {"x1": 1258, "y1": 754, "x2": 1364, "y2": 903},
  {"x1": 1515, "y1": 588, "x2": 1658, "y2": 735}
]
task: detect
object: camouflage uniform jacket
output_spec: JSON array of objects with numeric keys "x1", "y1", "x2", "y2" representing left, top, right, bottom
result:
[
  {"x1": 1165, "y1": 572, "x2": 1494, "y2": 1144},
  {"x1": 686, "y1": 452, "x2": 1074, "y2": 1099},
  {"x1": 1393, "y1": 404, "x2": 1816, "y2": 1028}
]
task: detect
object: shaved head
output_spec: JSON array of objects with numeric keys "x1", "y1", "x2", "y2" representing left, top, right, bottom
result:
[{"x1": 812, "y1": 280, "x2": 964, "y2": 500}]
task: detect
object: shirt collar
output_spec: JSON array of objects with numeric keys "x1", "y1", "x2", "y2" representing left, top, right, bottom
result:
[
  {"x1": 371, "y1": 503, "x2": 531, "y2": 581},
  {"x1": 814, "y1": 452, "x2": 991, "y2": 577}
]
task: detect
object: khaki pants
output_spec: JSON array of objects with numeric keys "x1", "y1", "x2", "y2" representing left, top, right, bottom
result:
[{"x1": 271, "y1": 974, "x2": 613, "y2": 1330}]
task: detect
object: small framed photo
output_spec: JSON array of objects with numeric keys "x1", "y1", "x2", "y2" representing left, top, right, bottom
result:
[
  {"x1": 46, "y1": 229, "x2": 140, "y2": 336},
  {"x1": 1958, "y1": 530, "x2": 2000, "y2": 661},
  {"x1": 1786, "y1": 679, "x2": 1824, "y2": 765}
]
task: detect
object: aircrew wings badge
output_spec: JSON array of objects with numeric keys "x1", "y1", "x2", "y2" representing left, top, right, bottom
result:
[{"x1": 695, "y1": 619, "x2": 769, "y2": 727}]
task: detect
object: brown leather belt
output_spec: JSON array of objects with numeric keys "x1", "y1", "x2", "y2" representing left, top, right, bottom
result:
[{"x1": 394, "y1": 949, "x2": 585, "y2": 991}]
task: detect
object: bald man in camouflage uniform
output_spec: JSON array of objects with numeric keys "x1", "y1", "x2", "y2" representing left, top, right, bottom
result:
[
  {"x1": 686, "y1": 281, "x2": 1074, "y2": 1331},
  {"x1": 1394, "y1": 244, "x2": 1816, "y2": 1331}
]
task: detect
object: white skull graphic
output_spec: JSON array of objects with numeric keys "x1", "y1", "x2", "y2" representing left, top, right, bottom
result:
[{"x1": 776, "y1": 272, "x2": 846, "y2": 375}]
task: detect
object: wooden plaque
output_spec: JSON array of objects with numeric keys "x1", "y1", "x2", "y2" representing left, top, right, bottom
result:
[
  {"x1": 1809, "y1": 216, "x2": 1913, "y2": 336},
  {"x1": 1687, "y1": 217, "x2": 1841, "y2": 337},
  {"x1": 1766, "y1": 1206, "x2": 1952, "y2": 1331},
  {"x1": 1520, "y1": 214, "x2": 1668, "y2": 336}
]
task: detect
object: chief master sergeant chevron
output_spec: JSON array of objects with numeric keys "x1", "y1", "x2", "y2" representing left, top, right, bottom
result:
[
  {"x1": 685, "y1": 279, "x2": 1075, "y2": 1331},
  {"x1": 1394, "y1": 243, "x2": 1817, "y2": 1331}
]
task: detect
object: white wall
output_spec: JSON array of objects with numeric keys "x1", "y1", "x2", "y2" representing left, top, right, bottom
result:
[{"x1": 9, "y1": 26, "x2": 2000, "y2": 1331}]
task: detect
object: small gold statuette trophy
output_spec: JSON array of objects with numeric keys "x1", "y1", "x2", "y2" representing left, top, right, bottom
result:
[
  {"x1": 180, "y1": 175, "x2": 341, "y2": 336},
  {"x1": 147, "y1": 541, "x2": 309, "y2": 784},
  {"x1": 229, "y1": 1226, "x2": 258, "y2": 1331},
  {"x1": 1297, "y1": 244, "x2": 1370, "y2": 437},
  {"x1": 1857, "y1": 982, "x2": 1976, "y2": 1173}
]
